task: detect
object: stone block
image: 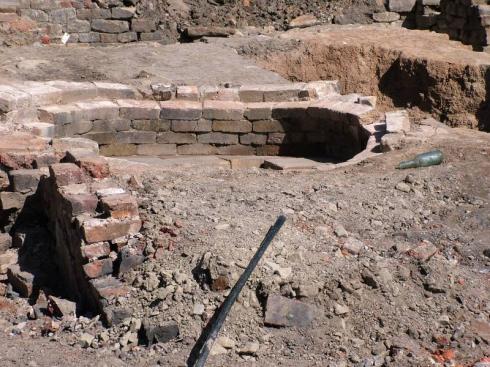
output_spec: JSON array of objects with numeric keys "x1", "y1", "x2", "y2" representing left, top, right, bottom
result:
[
  {"x1": 16, "y1": 82, "x2": 62, "y2": 106},
  {"x1": 93, "y1": 119, "x2": 131, "y2": 132},
  {"x1": 83, "y1": 132, "x2": 116, "y2": 145},
  {"x1": 45, "y1": 80, "x2": 98, "y2": 103},
  {"x1": 49, "y1": 8, "x2": 76, "y2": 24},
  {"x1": 100, "y1": 33, "x2": 119, "y2": 43},
  {"x1": 197, "y1": 132, "x2": 238, "y2": 145},
  {"x1": 38, "y1": 104, "x2": 81, "y2": 124},
  {"x1": 244, "y1": 103, "x2": 273, "y2": 120},
  {"x1": 177, "y1": 144, "x2": 218, "y2": 155},
  {"x1": 91, "y1": 19, "x2": 129, "y2": 33},
  {"x1": 100, "y1": 193, "x2": 138, "y2": 219},
  {"x1": 136, "y1": 144, "x2": 177, "y2": 156},
  {"x1": 212, "y1": 120, "x2": 252, "y2": 133},
  {"x1": 264, "y1": 295, "x2": 315, "y2": 327},
  {"x1": 388, "y1": 0, "x2": 417, "y2": 12},
  {"x1": 30, "y1": 0, "x2": 60, "y2": 10},
  {"x1": 256, "y1": 145, "x2": 280, "y2": 156},
  {"x1": 217, "y1": 145, "x2": 255, "y2": 155},
  {"x1": 100, "y1": 144, "x2": 137, "y2": 156},
  {"x1": 157, "y1": 131, "x2": 196, "y2": 144},
  {"x1": 253, "y1": 119, "x2": 285, "y2": 133},
  {"x1": 373, "y1": 11, "x2": 401, "y2": 22},
  {"x1": 0, "y1": 250, "x2": 17, "y2": 274},
  {"x1": 75, "y1": 100, "x2": 119, "y2": 121},
  {"x1": 77, "y1": 8, "x2": 111, "y2": 20},
  {"x1": 117, "y1": 31, "x2": 137, "y2": 43},
  {"x1": 240, "y1": 133, "x2": 267, "y2": 145},
  {"x1": 77, "y1": 156, "x2": 110, "y2": 178},
  {"x1": 116, "y1": 131, "x2": 157, "y2": 144},
  {"x1": 6, "y1": 264, "x2": 34, "y2": 297},
  {"x1": 238, "y1": 86, "x2": 264, "y2": 102},
  {"x1": 49, "y1": 163, "x2": 86, "y2": 187},
  {"x1": 23, "y1": 122, "x2": 55, "y2": 138},
  {"x1": 131, "y1": 18, "x2": 156, "y2": 32},
  {"x1": 171, "y1": 119, "x2": 212, "y2": 132},
  {"x1": 9, "y1": 169, "x2": 45, "y2": 193},
  {"x1": 176, "y1": 85, "x2": 200, "y2": 101},
  {"x1": 111, "y1": 7, "x2": 135, "y2": 19},
  {"x1": 19, "y1": 9, "x2": 48, "y2": 22},
  {"x1": 94, "y1": 82, "x2": 141, "y2": 99},
  {"x1": 305, "y1": 80, "x2": 340, "y2": 99},
  {"x1": 83, "y1": 258, "x2": 113, "y2": 279},
  {"x1": 117, "y1": 99, "x2": 160, "y2": 120},
  {"x1": 0, "y1": 86, "x2": 31, "y2": 112},
  {"x1": 203, "y1": 100, "x2": 245, "y2": 120},
  {"x1": 131, "y1": 119, "x2": 161, "y2": 131},
  {"x1": 67, "y1": 19, "x2": 91, "y2": 33},
  {"x1": 52, "y1": 137, "x2": 99, "y2": 154},
  {"x1": 139, "y1": 31, "x2": 164, "y2": 41},
  {"x1": 225, "y1": 156, "x2": 265, "y2": 169},
  {"x1": 386, "y1": 110, "x2": 410, "y2": 133},
  {"x1": 160, "y1": 100, "x2": 202, "y2": 120},
  {"x1": 78, "y1": 32, "x2": 101, "y2": 43}
]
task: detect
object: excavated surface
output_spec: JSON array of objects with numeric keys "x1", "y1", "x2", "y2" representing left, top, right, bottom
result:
[{"x1": 214, "y1": 24, "x2": 490, "y2": 131}]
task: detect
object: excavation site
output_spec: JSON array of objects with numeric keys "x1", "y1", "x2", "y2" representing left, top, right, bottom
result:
[{"x1": 0, "y1": 0, "x2": 489, "y2": 366}]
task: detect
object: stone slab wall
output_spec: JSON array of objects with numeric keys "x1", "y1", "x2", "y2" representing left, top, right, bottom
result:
[
  {"x1": 440, "y1": 0, "x2": 490, "y2": 50},
  {"x1": 0, "y1": 0, "x2": 163, "y2": 44},
  {"x1": 371, "y1": 0, "x2": 489, "y2": 50}
]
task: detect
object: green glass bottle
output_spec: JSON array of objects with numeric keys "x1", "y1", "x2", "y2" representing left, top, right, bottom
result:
[{"x1": 396, "y1": 150, "x2": 443, "y2": 169}]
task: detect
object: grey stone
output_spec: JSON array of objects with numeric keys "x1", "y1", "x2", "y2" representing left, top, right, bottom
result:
[
  {"x1": 372, "y1": 12, "x2": 401, "y2": 23},
  {"x1": 264, "y1": 295, "x2": 315, "y2": 327},
  {"x1": 91, "y1": 19, "x2": 129, "y2": 33},
  {"x1": 388, "y1": 0, "x2": 416, "y2": 12}
]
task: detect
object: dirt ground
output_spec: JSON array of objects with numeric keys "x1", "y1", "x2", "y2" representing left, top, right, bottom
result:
[
  {"x1": 1, "y1": 127, "x2": 489, "y2": 367},
  {"x1": 0, "y1": 23, "x2": 489, "y2": 367}
]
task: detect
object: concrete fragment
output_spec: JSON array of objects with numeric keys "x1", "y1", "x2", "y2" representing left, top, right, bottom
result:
[
  {"x1": 264, "y1": 295, "x2": 315, "y2": 327},
  {"x1": 386, "y1": 110, "x2": 411, "y2": 133},
  {"x1": 288, "y1": 14, "x2": 319, "y2": 29}
]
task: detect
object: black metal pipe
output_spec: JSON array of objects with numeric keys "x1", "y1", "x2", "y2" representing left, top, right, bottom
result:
[{"x1": 187, "y1": 215, "x2": 287, "y2": 367}]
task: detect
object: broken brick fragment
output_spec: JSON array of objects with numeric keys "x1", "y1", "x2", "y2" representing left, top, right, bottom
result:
[
  {"x1": 81, "y1": 242, "x2": 111, "y2": 260},
  {"x1": 83, "y1": 258, "x2": 113, "y2": 279},
  {"x1": 76, "y1": 156, "x2": 110, "y2": 179},
  {"x1": 49, "y1": 163, "x2": 86, "y2": 187},
  {"x1": 100, "y1": 193, "x2": 139, "y2": 219}
]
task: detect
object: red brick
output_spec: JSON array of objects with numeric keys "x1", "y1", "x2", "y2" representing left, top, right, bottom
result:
[
  {"x1": 49, "y1": 163, "x2": 86, "y2": 186},
  {"x1": 60, "y1": 192, "x2": 98, "y2": 216},
  {"x1": 203, "y1": 100, "x2": 245, "y2": 120},
  {"x1": 90, "y1": 276, "x2": 129, "y2": 299},
  {"x1": 76, "y1": 156, "x2": 110, "y2": 179},
  {"x1": 82, "y1": 217, "x2": 141, "y2": 244},
  {"x1": 81, "y1": 242, "x2": 111, "y2": 260},
  {"x1": 83, "y1": 258, "x2": 113, "y2": 279},
  {"x1": 100, "y1": 193, "x2": 139, "y2": 219},
  {"x1": 407, "y1": 240, "x2": 438, "y2": 262},
  {"x1": 212, "y1": 120, "x2": 251, "y2": 133}
]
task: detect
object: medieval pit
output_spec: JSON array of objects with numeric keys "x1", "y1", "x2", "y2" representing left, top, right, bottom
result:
[{"x1": 0, "y1": 0, "x2": 489, "y2": 366}]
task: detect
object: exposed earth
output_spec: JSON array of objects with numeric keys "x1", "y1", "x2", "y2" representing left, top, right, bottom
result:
[{"x1": 0, "y1": 13, "x2": 489, "y2": 367}]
